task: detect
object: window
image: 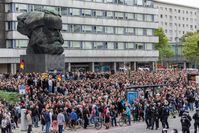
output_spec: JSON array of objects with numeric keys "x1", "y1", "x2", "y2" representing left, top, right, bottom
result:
[
  {"x1": 82, "y1": 42, "x2": 93, "y2": 49},
  {"x1": 105, "y1": 27, "x2": 114, "y2": 34},
  {"x1": 107, "y1": 42, "x2": 115, "y2": 49},
  {"x1": 63, "y1": 41, "x2": 69, "y2": 48},
  {"x1": 15, "y1": 4, "x2": 28, "y2": 12},
  {"x1": 94, "y1": 10, "x2": 104, "y2": 17},
  {"x1": 115, "y1": 12, "x2": 124, "y2": 19},
  {"x1": 126, "y1": 43, "x2": 135, "y2": 49},
  {"x1": 135, "y1": 28, "x2": 143, "y2": 35},
  {"x1": 125, "y1": 13, "x2": 134, "y2": 20},
  {"x1": 125, "y1": 28, "x2": 134, "y2": 34},
  {"x1": 61, "y1": 7, "x2": 68, "y2": 15},
  {"x1": 82, "y1": 26, "x2": 92, "y2": 32},
  {"x1": 62, "y1": 24, "x2": 68, "y2": 32},
  {"x1": 145, "y1": 43, "x2": 153, "y2": 50},
  {"x1": 135, "y1": 14, "x2": 144, "y2": 21},
  {"x1": 34, "y1": 5, "x2": 43, "y2": 11},
  {"x1": 115, "y1": 27, "x2": 124, "y2": 34},
  {"x1": 6, "y1": 40, "x2": 15, "y2": 48},
  {"x1": 146, "y1": 29, "x2": 153, "y2": 36},
  {"x1": 70, "y1": 41, "x2": 81, "y2": 49},
  {"x1": 94, "y1": 42, "x2": 105, "y2": 49},
  {"x1": 16, "y1": 40, "x2": 28, "y2": 48},
  {"x1": 117, "y1": 42, "x2": 125, "y2": 49},
  {"x1": 145, "y1": 0, "x2": 153, "y2": 7},
  {"x1": 69, "y1": 8, "x2": 80, "y2": 16},
  {"x1": 105, "y1": 0, "x2": 115, "y2": 3},
  {"x1": 105, "y1": 11, "x2": 114, "y2": 19},
  {"x1": 136, "y1": 0, "x2": 143, "y2": 6},
  {"x1": 95, "y1": 0, "x2": 104, "y2": 2},
  {"x1": 136, "y1": 43, "x2": 144, "y2": 50},
  {"x1": 94, "y1": 26, "x2": 104, "y2": 33},
  {"x1": 117, "y1": 0, "x2": 125, "y2": 4},
  {"x1": 145, "y1": 15, "x2": 153, "y2": 22},
  {"x1": 6, "y1": 21, "x2": 17, "y2": 31},
  {"x1": 43, "y1": 6, "x2": 59, "y2": 14},
  {"x1": 82, "y1": 9, "x2": 92, "y2": 16},
  {"x1": 71, "y1": 25, "x2": 81, "y2": 32},
  {"x1": 124, "y1": 0, "x2": 134, "y2": 5}
]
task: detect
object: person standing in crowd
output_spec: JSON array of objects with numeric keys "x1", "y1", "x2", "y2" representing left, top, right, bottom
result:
[
  {"x1": 44, "y1": 109, "x2": 51, "y2": 133},
  {"x1": 52, "y1": 110, "x2": 58, "y2": 133},
  {"x1": 83, "y1": 105, "x2": 89, "y2": 129},
  {"x1": 69, "y1": 108, "x2": 78, "y2": 129},
  {"x1": 145, "y1": 104, "x2": 151, "y2": 129},
  {"x1": 57, "y1": 109, "x2": 65, "y2": 133},
  {"x1": 126, "y1": 104, "x2": 131, "y2": 126},
  {"x1": 181, "y1": 111, "x2": 192, "y2": 133},
  {"x1": 161, "y1": 101, "x2": 170, "y2": 129},
  {"x1": 32, "y1": 105, "x2": 40, "y2": 128},
  {"x1": 110, "y1": 105, "x2": 117, "y2": 127},
  {"x1": 26, "y1": 110, "x2": 33, "y2": 133},
  {"x1": 193, "y1": 108, "x2": 199, "y2": 133},
  {"x1": 1, "y1": 116, "x2": 7, "y2": 133}
]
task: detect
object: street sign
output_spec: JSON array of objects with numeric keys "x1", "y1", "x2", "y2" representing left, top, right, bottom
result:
[{"x1": 127, "y1": 91, "x2": 138, "y2": 106}]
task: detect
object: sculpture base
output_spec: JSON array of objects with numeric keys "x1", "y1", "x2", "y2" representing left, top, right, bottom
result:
[{"x1": 20, "y1": 54, "x2": 65, "y2": 73}]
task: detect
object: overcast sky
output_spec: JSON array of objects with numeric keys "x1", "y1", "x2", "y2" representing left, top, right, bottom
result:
[{"x1": 157, "y1": 0, "x2": 199, "y2": 8}]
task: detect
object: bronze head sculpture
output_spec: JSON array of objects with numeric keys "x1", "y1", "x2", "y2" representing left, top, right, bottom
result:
[{"x1": 17, "y1": 10, "x2": 64, "y2": 55}]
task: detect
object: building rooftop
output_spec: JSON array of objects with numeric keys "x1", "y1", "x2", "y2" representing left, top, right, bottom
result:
[{"x1": 154, "y1": 0, "x2": 199, "y2": 9}]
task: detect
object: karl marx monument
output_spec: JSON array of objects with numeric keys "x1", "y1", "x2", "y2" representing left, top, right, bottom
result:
[{"x1": 18, "y1": 10, "x2": 65, "y2": 73}]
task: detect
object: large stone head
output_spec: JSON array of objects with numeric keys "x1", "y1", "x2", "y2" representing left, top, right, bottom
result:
[{"x1": 17, "y1": 10, "x2": 64, "y2": 55}]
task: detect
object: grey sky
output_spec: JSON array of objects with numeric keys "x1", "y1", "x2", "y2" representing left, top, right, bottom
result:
[{"x1": 157, "y1": 0, "x2": 199, "y2": 8}]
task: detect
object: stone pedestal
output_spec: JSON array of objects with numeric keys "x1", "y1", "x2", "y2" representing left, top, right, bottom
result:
[{"x1": 20, "y1": 54, "x2": 65, "y2": 73}]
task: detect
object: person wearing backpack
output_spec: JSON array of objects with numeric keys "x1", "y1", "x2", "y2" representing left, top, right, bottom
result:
[{"x1": 181, "y1": 111, "x2": 191, "y2": 133}]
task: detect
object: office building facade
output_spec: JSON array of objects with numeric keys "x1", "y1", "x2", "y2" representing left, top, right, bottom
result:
[{"x1": 0, "y1": 0, "x2": 159, "y2": 73}]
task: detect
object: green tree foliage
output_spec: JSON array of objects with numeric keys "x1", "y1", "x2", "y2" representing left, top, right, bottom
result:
[
  {"x1": 183, "y1": 31, "x2": 199, "y2": 60},
  {"x1": 154, "y1": 28, "x2": 174, "y2": 61}
]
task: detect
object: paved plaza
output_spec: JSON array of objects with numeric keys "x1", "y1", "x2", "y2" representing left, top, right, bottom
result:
[{"x1": 14, "y1": 112, "x2": 196, "y2": 133}]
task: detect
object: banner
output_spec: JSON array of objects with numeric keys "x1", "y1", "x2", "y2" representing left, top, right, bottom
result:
[
  {"x1": 127, "y1": 91, "x2": 138, "y2": 106},
  {"x1": 196, "y1": 76, "x2": 199, "y2": 84}
]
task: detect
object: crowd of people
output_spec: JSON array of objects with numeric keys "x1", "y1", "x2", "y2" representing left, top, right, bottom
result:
[{"x1": 0, "y1": 69, "x2": 198, "y2": 133}]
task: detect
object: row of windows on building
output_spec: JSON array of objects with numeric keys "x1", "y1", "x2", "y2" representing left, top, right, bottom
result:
[
  {"x1": 6, "y1": 40, "x2": 154, "y2": 50},
  {"x1": 6, "y1": 21, "x2": 155, "y2": 36},
  {"x1": 79, "y1": 0, "x2": 154, "y2": 7},
  {"x1": 159, "y1": 14, "x2": 197, "y2": 22},
  {"x1": 5, "y1": 3, "x2": 154, "y2": 22},
  {"x1": 160, "y1": 21, "x2": 197, "y2": 30},
  {"x1": 158, "y1": 6, "x2": 197, "y2": 15}
]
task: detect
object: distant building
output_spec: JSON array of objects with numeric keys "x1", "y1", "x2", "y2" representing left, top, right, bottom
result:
[{"x1": 154, "y1": 0, "x2": 199, "y2": 68}]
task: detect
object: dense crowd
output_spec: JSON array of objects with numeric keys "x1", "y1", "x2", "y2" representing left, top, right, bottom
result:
[{"x1": 0, "y1": 69, "x2": 198, "y2": 133}]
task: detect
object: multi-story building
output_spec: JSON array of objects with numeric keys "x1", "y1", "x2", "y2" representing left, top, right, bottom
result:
[
  {"x1": 0, "y1": 0, "x2": 159, "y2": 73},
  {"x1": 154, "y1": 0, "x2": 199, "y2": 68}
]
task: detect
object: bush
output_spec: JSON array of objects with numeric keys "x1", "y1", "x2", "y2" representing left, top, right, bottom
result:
[{"x1": 0, "y1": 91, "x2": 22, "y2": 105}]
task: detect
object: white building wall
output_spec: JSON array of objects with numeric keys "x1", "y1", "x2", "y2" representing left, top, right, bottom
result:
[{"x1": 154, "y1": 1, "x2": 199, "y2": 43}]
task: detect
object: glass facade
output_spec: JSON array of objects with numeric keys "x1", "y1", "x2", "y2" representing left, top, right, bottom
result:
[
  {"x1": 8, "y1": 40, "x2": 154, "y2": 50},
  {"x1": 5, "y1": 4, "x2": 155, "y2": 22}
]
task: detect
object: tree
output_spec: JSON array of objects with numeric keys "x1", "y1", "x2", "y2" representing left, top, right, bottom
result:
[
  {"x1": 183, "y1": 31, "x2": 199, "y2": 61},
  {"x1": 154, "y1": 28, "x2": 174, "y2": 62}
]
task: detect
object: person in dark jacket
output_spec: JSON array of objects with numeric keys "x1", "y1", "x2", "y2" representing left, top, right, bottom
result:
[
  {"x1": 181, "y1": 111, "x2": 192, "y2": 133},
  {"x1": 193, "y1": 108, "x2": 199, "y2": 133},
  {"x1": 161, "y1": 103, "x2": 170, "y2": 129},
  {"x1": 145, "y1": 104, "x2": 151, "y2": 129}
]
